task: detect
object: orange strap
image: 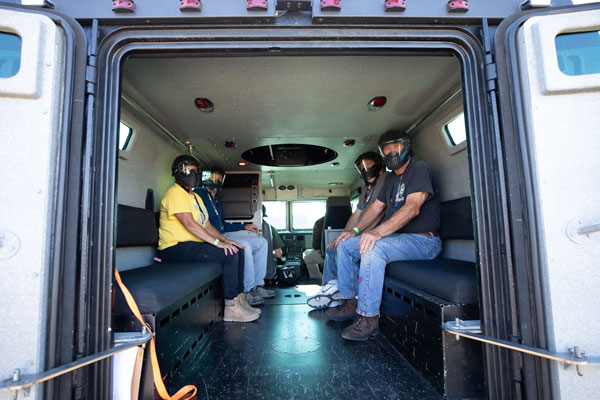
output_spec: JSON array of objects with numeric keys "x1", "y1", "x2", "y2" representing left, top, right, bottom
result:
[{"x1": 115, "y1": 269, "x2": 197, "y2": 400}]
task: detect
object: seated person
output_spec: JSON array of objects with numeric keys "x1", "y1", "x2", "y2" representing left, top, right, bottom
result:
[
  {"x1": 157, "y1": 155, "x2": 260, "y2": 323},
  {"x1": 195, "y1": 166, "x2": 274, "y2": 306},
  {"x1": 326, "y1": 130, "x2": 441, "y2": 341},
  {"x1": 302, "y1": 216, "x2": 325, "y2": 280},
  {"x1": 307, "y1": 151, "x2": 389, "y2": 309}
]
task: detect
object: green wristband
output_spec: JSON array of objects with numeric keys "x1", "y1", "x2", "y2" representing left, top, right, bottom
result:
[
  {"x1": 353, "y1": 227, "x2": 360, "y2": 235},
  {"x1": 213, "y1": 238, "x2": 220, "y2": 246}
]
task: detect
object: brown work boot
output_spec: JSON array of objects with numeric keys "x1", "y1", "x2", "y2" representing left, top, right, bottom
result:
[
  {"x1": 341, "y1": 314, "x2": 380, "y2": 341},
  {"x1": 325, "y1": 298, "x2": 358, "y2": 322}
]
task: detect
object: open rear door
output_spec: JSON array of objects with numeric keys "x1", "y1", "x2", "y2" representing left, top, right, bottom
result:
[
  {"x1": 0, "y1": 3, "x2": 87, "y2": 399},
  {"x1": 495, "y1": 4, "x2": 600, "y2": 399}
]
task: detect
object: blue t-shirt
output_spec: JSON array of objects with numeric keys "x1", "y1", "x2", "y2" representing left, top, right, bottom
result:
[{"x1": 193, "y1": 187, "x2": 245, "y2": 234}]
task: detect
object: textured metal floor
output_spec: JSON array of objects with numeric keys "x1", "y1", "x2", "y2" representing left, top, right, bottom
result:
[{"x1": 165, "y1": 285, "x2": 441, "y2": 400}]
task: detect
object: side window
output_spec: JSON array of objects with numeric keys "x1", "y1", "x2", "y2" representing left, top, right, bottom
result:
[
  {"x1": 0, "y1": 32, "x2": 22, "y2": 78},
  {"x1": 119, "y1": 121, "x2": 134, "y2": 151},
  {"x1": 263, "y1": 201, "x2": 287, "y2": 231},
  {"x1": 350, "y1": 197, "x2": 359, "y2": 212},
  {"x1": 444, "y1": 113, "x2": 467, "y2": 146},
  {"x1": 555, "y1": 30, "x2": 600, "y2": 76},
  {"x1": 291, "y1": 201, "x2": 327, "y2": 231}
]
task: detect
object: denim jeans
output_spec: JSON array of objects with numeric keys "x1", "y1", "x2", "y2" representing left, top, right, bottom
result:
[
  {"x1": 158, "y1": 241, "x2": 245, "y2": 300},
  {"x1": 322, "y1": 248, "x2": 338, "y2": 285},
  {"x1": 337, "y1": 233, "x2": 442, "y2": 317},
  {"x1": 225, "y1": 230, "x2": 268, "y2": 292}
]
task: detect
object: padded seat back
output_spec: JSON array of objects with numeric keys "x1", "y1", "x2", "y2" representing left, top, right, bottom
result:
[
  {"x1": 323, "y1": 196, "x2": 352, "y2": 229},
  {"x1": 321, "y1": 196, "x2": 351, "y2": 254},
  {"x1": 116, "y1": 205, "x2": 159, "y2": 271},
  {"x1": 439, "y1": 197, "x2": 473, "y2": 240}
]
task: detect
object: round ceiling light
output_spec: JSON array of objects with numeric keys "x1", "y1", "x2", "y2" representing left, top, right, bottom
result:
[
  {"x1": 224, "y1": 141, "x2": 237, "y2": 148},
  {"x1": 237, "y1": 161, "x2": 247, "y2": 167},
  {"x1": 331, "y1": 162, "x2": 340, "y2": 167},
  {"x1": 195, "y1": 98, "x2": 214, "y2": 112},
  {"x1": 343, "y1": 139, "x2": 356, "y2": 147},
  {"x1": 367, "y1": 96, "x2": 387, "y2": 111}
]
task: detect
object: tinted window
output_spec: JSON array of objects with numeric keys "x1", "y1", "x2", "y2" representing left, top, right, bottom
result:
[
  {"x1": 556, "y1": 30, "x2": 600, "y2": 76},
  {"x1": 263, "y1": 201, "x2": 287, "y2": 231},
  {"x1": 291, "y1": 201, "x2": 326, "y2": 231},
  {"x1": 0, "y1": 32, "x2": 22, "y2": 78},
  {"x1": 444, "y1": 113, "x2": 466, "y2": 146}
]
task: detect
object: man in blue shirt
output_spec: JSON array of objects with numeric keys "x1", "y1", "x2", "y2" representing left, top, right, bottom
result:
[{"x1": 195, "y1": 167, "x2": 274, "y2": 305}]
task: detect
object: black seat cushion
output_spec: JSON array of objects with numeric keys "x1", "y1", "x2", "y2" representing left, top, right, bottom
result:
[
  {"x1": 385, "y1": 258, "x2": 478, "y2": 304},
  {"x1": 114, "y1": 262, "x2": 222, "y2": 314}
]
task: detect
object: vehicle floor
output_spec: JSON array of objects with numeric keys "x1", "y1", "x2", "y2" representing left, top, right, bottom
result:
[{"x1": 166, "y1": 283, "x2": 441, "y2": 400}]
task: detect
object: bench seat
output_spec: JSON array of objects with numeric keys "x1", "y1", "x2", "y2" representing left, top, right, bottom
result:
[
  {"x1": 380, "y1": 197, "x2": 483, "y2": 400},
  {"x1": 385, "y1": 258, "x2": 477, "y2": 304},
  {"x1": 113, "y1": 204, "x2": 224, "y2": 398},
  {"x1": 114, "y1": 261, "x2": 222, "y2": 315}
]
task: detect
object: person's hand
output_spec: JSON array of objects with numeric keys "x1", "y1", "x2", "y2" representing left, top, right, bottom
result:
[
  {"x1": 244, "y1": 224, "x2": 260, "y2": 234},
  {"x1": 337, "y1": 230, "x2": 356, "y2": 243},
  {"x1": 273, "y1": 248, "x2": 283, "y2": 258},
  {"x1": 327, "y1": 236, "x2": 342, "y2": 251},
  {"x1": 217, "y1": 241, "x2": 240, "y2": 256},
  {"x1": 358, "y1": 231, "x2": 383, "y2": 254},
  {"x1": 227, "y1": 240, "x2": 245, "y2": 250}
]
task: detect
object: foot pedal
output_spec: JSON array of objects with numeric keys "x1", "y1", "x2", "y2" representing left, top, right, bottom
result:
[
  {"x1": 247, "y1": 0, "x2": 268, "y2": 11},
  {"x1": 384, "y1": 0, "x2": 406, "y2": 12},
  {"x1": 180, "y1": 0, "x2": 201, "y2": 11},
  {"x1": 321, "y1": 0, "x2": 341, "y2": 11},
  {"x1": 448, "y1": 0, "x2": 469, "y2": 12}
]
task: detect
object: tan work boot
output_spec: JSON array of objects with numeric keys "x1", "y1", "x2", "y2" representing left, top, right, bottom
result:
[
  {"x1": 236, "y1": 293, "x2": 262, "y2": 315},
  {"x1": 325, "y1": 298, "x2": 358, "y2": 322},
  {"x1": 223, "y1": 296, "x2": 260, "y2": 322},
  {"x1": 341, "y1": 315, "x2": 380, "y2": 341}
]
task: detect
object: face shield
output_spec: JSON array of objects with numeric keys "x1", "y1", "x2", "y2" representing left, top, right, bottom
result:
[
  {"x1": 201, "y1": 170, "x2": 226, "y2": 190},
  {"x1": 355, "y1": 159, "x2": 379, "y2": 183},
  {"x1": 174, "y1": 164, "x2": 202, "y2": 188},
  {"x1": 354, "y1": 151, "x2": 384, "y2": 184},
  {"x1": 379, "y1": 138, "x2": 411, "y2": 171}
]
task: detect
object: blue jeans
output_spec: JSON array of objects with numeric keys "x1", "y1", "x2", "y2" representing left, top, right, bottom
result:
[
  {"x1": 225, "y1": 230, "x2": 268, "y2": 292},
  {"x1": 337, "y1": 233, "x2": 442, "y2": 317},
  {"x1": 322, "y1": 248, "x2": 338, "y2": 285}
]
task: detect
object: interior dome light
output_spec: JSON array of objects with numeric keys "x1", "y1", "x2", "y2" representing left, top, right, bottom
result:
[
  {"x1": 331, "y1": 162, "x2": 340, "y2": 167},
  {"x1": 237, "y1": 161, "x2": 247, "y2": 167},
  {"x1": 329, "y1": 182, "x2": 344, "y2": 186},
  {"x1": 195, "y1": 98, "x2": 214, "y2": 112},
  {"x1": 224, "y1": 141, "x2": 237, "y2": 148},
  {"x1": 343, "y1": 139, "x2": 356, "y2": 147},
  {"x1": 367, "y1": 96, "x2": 387, "y2": 111}
]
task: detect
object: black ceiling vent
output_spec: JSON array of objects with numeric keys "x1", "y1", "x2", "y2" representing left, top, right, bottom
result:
[{"x1": 242, "y1": 144, "x2": 338, "y2": 167}]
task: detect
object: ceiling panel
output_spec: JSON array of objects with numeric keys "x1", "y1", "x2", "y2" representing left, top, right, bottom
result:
[{"x1": 121, "y1": 54, "x2": 460, "y2": 188}]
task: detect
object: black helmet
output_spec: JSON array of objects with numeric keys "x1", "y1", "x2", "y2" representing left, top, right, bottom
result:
[
  {"x1": 171, "y1": 155, "x2": 202, "y2": 188},
  {"x1": 354, "y1": 151, "x2": 384, "y2": 183},
  {"x1": 201, "y1": 166, "x2": 226, "y2": 190},
  {"x1": 377, "y1": 130, "x2": 412, "y2": 171}
]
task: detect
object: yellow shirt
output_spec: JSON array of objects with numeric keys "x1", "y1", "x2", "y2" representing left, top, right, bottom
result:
[{"x1": 158, "y1": 184, "x2": 210, "y2": 250}]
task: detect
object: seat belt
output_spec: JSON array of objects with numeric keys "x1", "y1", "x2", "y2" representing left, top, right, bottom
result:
[{"x1": 114, "y1": 269, "x2": 197, "y2": 400}]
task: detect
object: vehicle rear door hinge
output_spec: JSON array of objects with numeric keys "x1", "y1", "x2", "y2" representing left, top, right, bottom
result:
[
  {"x1": 485, "y1": 61, "x2": 497, "y2": 93},
  {"x1": 85, "y1": 57, "x2": 97, "y2": 96},
  {"x1": 481, "y1": 18, "x2": 498, "y2": 93}
]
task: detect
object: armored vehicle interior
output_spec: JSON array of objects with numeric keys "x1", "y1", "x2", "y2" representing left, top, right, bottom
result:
[{"x1": 114, "y1": 49, "x2": 481, "y2": 399}]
